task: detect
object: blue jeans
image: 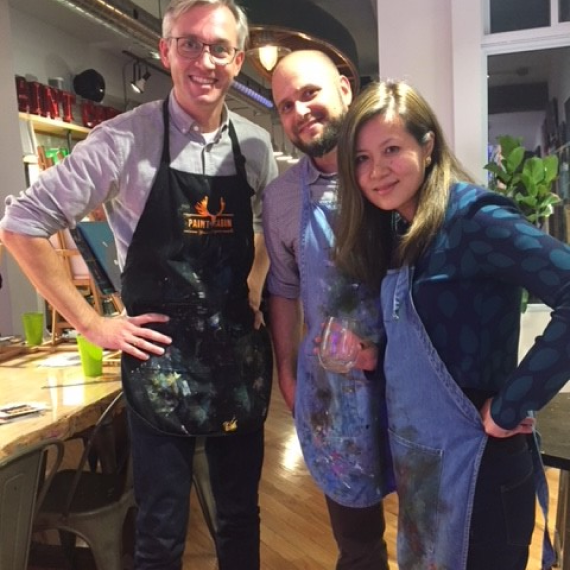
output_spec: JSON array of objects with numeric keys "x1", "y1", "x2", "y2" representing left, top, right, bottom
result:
[{"x1": 128, "y1": 409, "x2": 264, "y2": 570}]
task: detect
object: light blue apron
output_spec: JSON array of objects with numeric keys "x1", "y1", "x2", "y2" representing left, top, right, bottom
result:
[
  {"x1": 381, "y1": 264, "x2": 554, "y2": 569},
  {"x1": 295, "y1": 160, "x2": 393, "y2": 507}
]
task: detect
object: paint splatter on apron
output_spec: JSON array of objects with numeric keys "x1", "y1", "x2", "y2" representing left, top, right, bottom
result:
[{"x1": 121, "y1": 100, "x2": 272, "y2": 436}]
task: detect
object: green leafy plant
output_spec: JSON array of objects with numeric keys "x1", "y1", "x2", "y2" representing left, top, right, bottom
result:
[
  {"x1": 484, "y1": 134, "x2": 560, "y2": 226},
  {"x1": 484, "y1": 135, "x2": 561, "y2": 312}
]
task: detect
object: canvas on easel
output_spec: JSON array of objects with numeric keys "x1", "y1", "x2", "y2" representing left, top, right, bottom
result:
[{"x1": 71, "y1": 221, "x2": 122, "y2": 296}]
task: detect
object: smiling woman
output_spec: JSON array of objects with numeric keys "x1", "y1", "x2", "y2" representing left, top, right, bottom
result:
[
  {"x1": 333, "y1": 80, "x2": 570, "y2": 570},
  {"x1": 354, "y1": 114, "x2": 433, "y2": 222}
]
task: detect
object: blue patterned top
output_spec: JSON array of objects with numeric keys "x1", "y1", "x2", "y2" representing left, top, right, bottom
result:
[{"x1": 411, "y1": 182, "x2": 570, "y2": 429}]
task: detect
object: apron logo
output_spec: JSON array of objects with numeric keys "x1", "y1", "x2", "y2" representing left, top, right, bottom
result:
[
  {"x1": 184, "y1": 196, "x2": 234, "y2": 234},
  {"x1": 222, "y1": 417, "x2": 238, "y2": 432}
]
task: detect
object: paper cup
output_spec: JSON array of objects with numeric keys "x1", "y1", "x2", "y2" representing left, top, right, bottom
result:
[
  {"x1": 77, "y1": 335, "x2": 103, "y2": 377},
  {"x1": 22, "y1": 312, "x2": 44, "y2": 346}
]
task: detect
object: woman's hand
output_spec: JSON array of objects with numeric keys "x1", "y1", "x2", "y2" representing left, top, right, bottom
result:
[{"x1": 480, "y1": 398, "x2": 535, "y2": 438}]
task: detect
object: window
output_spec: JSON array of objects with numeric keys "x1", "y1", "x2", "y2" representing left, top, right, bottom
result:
[
  {"x1": 561, "y1": 0, "x2": 570, "y2": 21},
  {"x1": 489, "y1": 0, "x2": 550, "y2": 32}
]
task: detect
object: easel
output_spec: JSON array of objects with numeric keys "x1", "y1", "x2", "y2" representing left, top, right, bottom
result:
[
  {"x1": 48, "y1": 227, "x2": 124, "y2": 344},
  {"x1": 35, "y1": 146, "x2": 123, "y2": 344}
]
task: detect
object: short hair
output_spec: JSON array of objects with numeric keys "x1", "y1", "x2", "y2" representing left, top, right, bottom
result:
[{"x1": 162, "y1": 0, "x2": 249, "y2": 50}]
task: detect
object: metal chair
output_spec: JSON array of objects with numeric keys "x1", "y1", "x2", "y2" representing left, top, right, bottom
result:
[
  {"x1": 0, "y1": 439, "x2": 64, "y2": 570},
  {"x1": 34, "y1": 392, "x2": 136, "y2": 570}
]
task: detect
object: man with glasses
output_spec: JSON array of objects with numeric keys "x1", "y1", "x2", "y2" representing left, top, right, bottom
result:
[{"x1": 0, "y1": 1, "x2": 277, "y2": 568}]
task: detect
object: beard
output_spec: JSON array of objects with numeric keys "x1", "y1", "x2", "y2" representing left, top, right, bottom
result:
[{"x1": 293, "y1": 114, "x2": 345, "y2": 158}]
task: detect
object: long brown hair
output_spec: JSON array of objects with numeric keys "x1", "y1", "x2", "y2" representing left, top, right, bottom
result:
[{"x1": 334, "y1": 81, "x2": 474, "y2": 290}]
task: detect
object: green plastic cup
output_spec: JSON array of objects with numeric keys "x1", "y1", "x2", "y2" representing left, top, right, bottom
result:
[
  {"x1": 77, "y1": 335, "x2": 103, "y2": 377},
  {"x1": 22, "y1": 312, "x2": 44, "y2": 347}
]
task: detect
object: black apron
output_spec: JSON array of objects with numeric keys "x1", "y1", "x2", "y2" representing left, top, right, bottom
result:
[{"x1": 120, "y1": 100, "x2": 272, "y2": 436}]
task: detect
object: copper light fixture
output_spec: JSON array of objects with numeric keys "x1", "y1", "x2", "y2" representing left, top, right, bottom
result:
[
  {"x1": 246, "y1": 25, "x2": 359, "y2": 91},
  {"x1": 247, "y1": 32, "x2": 291, "y2": 72}
]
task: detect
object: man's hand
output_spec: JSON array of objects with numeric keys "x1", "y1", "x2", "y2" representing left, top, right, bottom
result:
[
  {"x1": 354, "y1": 341, "x2": 378, "y2": 371},
  {"x1": 82, "y1": 312, "x2": 172, "y2": 360},
  {"x1": 247, "y1": 233, "x2": 270, "y2": 330},
  {"x1": 314, "y1": 325, "x2": 378, "y2": 372},
  {"x1": 249, "y1": 298, "x2": 266, "y2": 330}
]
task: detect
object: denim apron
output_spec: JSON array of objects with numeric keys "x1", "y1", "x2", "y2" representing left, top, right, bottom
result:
[
  {"x1": 381, "y1": 265, "x2": 554, "y2": 569},
  {"x1": 295, "y1": 160, "x2": 393, "y2": 507},
  {"x1": 120, "y1": 100, "x2": 273, "y2": 436}
]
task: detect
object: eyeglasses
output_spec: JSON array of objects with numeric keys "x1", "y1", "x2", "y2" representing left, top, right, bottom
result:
[{"x1": 168, "y1": 36, "x2": 239, "y2": 65}]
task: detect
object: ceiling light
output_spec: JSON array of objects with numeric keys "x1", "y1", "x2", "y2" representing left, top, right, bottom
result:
[
  {"x1": 130, "y1": 62, "x2": 151, "y2": 94},
  {"x1": 130, "y1": 61, "x2": 141, "y2": 93},
  {"x1": 258, "y1": 45, "x2": 279, "y2": 71},
  {"x1": 247, "y1": 23, "x2": 359, "y2": 90},
  {"x1": 247, "y1": 31, "x2": 291, "y2": 72},
  {"x1": 133, "y1": 69, "x2": 151, "y2": 94},
  {"x1": 252, "y1": 45, "x2": 291, "y2": 72}
]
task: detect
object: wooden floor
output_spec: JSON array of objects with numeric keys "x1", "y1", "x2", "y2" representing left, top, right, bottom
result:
[
  {"x1": 183, "y1": 388, "x2": 563, "y2": 569},
  {"x1": 27, "y1": 384, "x2": 562, "y2": 569}
]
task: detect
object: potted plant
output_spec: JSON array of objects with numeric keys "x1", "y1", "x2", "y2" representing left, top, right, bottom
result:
[
  {"x1": 484, "y1": 134, "x2": 560, "y2": 226},
  {"x1": 484, "y1": 135, "x2": 561, "y2": 311}
]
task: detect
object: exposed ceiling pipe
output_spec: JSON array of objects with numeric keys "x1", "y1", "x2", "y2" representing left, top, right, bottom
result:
[
  {"x1": 52, "y1": 0, "x2": 272, "y2": 113},
  {"x1": 53, "y1": 0, "x2": 161, "y2": 57}
]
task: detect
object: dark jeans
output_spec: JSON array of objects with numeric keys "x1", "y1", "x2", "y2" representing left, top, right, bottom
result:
[
  {"x1": 325, "y1": 495, "x2": 389, "y2": 570},
  {"x1": 128, "y1": 409, "x2": 264, "y2": 570},
  {"x1": 467, "y1": 434, "x2": 535, "y2": 570}
]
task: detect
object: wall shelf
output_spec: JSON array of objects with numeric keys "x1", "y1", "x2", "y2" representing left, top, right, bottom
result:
[{"x1": 18, "y1": 112, "x2": 90, "y2": 138}]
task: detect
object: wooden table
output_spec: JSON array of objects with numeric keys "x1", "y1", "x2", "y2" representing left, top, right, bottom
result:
[
  {"x1": 0, "y1": 345, "x2": 122, "y2": 460},
  {"x1": 537, "y1": 392, "x2": 570, "y2": 569}
]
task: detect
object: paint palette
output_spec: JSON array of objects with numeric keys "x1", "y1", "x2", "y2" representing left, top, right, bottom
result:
[{"x1": 0, "y1": 402, "x2": 48, "y2": 420}]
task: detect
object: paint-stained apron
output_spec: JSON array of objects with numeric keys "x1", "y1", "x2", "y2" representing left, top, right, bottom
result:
[
  {"x1": 381, "y1": 265, "x2": 554, "y2": 569},
  {"x1": 296, "y1": 162, "x2": 393, "y2": 507},
  {"x1": 120, "y1": 100, "x2": 272, "y2": 436}
]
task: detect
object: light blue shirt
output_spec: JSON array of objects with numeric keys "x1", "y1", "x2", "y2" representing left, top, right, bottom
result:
[{"x1": 263, "y1": 157, "x2": 336, "y2": 299}]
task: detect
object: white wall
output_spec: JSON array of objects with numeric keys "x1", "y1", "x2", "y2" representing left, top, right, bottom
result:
[
  {"x1": 0, "y1": 0, "x2": 38, "y2": 335},
  {"x1": 451, "y1": 0, "x2": 487, "y2": 182},
  {"x1": 488, "y1": 111, "x2": 546, "y2": 152},
  {"x1": 376, "y1": 0, "x2": 486, "y2": 183},
  {"x1": 0, "y1": 0, "x2": 170, "y2": 336},
  {"x1": 376, "y1": 0, "x2": 454, "y2": 147}
]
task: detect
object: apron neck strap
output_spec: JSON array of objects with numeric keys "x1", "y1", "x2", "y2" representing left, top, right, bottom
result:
[
  {"x1": 161, "y1": 99, "x2": 171, "y2": 164},
  {"x1": 161, "y1": 99, "x2": 248, "y2": 181},
  {"x1": 227, "y1": 120, "x2": 247, "y2": 180}
]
